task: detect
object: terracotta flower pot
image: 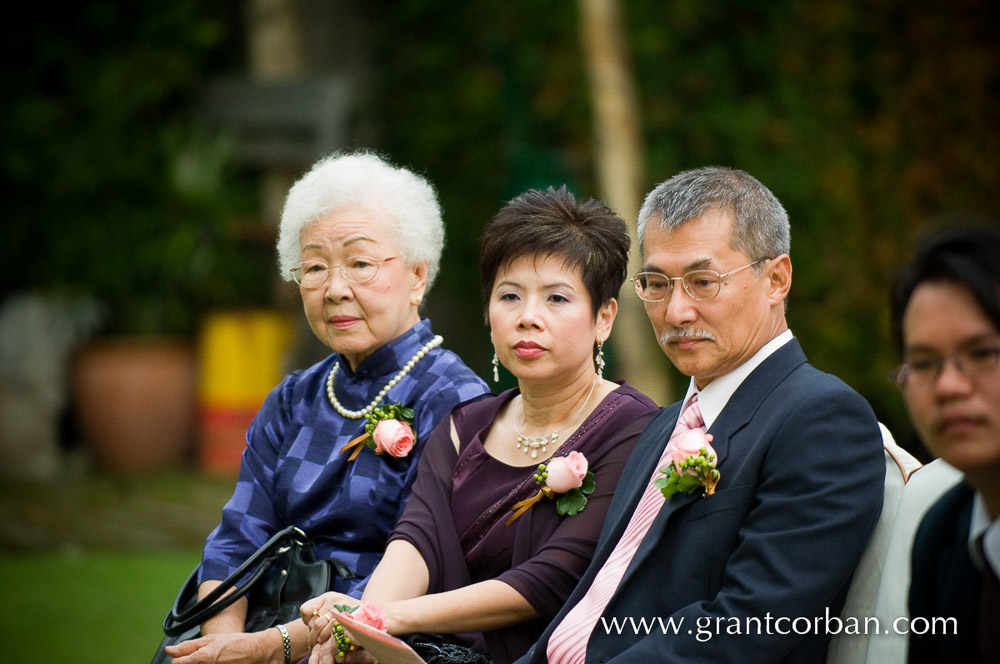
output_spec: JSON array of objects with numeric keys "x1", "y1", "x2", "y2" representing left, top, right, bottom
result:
[{"x1": 72, "y1": 338, "x2": 197, "y2": 472}]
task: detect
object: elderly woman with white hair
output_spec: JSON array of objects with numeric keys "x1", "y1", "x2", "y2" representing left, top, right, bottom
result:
[{"x1": 166, "y1": 151, "x2": 488, "y2": 664}]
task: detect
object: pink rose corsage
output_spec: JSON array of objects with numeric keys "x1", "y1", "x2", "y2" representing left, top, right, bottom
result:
[
  {"x1": 339, "y1": 403, "x2": 417, "y2": 461},
  {"x1": 349, "y1": 601, "x2": 388, "y2": 631},
  {"x1": 506, "y1": 451, "x2": 595, "y2": 525},
  {"x1": 331, "y1": 601, "x2": 388, "y2": 658},
  {"x1": 654, "y1": 429, "x2": 720, "y2": 499}
]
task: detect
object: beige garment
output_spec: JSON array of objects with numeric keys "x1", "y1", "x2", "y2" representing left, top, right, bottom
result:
[{"x1": 826, "y1": 423, "x2": 962, "y2": 664}]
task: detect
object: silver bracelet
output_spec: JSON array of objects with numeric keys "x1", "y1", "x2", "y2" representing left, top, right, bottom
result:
[{"x1": 276, "y1": 624, "x2": 291, "y2": 664}]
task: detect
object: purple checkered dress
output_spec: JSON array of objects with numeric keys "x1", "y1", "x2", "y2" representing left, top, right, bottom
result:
[{"x1": 198, "y1": 319, "x2": 489, "y2": 597}]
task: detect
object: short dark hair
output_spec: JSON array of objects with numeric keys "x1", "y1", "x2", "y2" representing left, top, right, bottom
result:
[
  {"x1": 479, "y1": 186, "x2": 631, "y2": 318},
  {"x1": 890, "y1": 224, "x2": 1000, "y2": 355}
]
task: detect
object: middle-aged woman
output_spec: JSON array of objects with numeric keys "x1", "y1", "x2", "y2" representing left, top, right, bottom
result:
[
  {"x1": 166, "y1": 151, "x2": 489, "y2": 664},
  {"x1": 301, "y1": 186, "x2": 658, "y2": 664}
]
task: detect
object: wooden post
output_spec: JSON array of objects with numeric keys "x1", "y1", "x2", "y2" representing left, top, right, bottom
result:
[{"x1": 577, "y1": 0, "x2": 670, "y2": 404}]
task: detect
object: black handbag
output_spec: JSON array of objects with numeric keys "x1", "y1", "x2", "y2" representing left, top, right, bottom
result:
[
  {"x1": 151, "y1": 525, "x2": 351, "y2": 664},
  {"x1": 404, "y1": 634, "x2": 494, "y2": 664}
]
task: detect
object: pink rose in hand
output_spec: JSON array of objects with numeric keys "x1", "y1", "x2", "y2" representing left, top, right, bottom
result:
[
  {"x1": 352, "y1": 601, "x2": 388, "y2": 632},
  {"x1": 372, "y1": 419, "x2": 415, "y2": 457},
  {"x1": 665, "y1": 429, "x2": 716, "y2": 471},
  {"x1": 546, "y1": 451, "x2": 589, "y2": 493}
]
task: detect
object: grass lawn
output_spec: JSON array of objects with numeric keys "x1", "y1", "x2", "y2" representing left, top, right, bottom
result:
[
  {"x1": 0, "y1": 548, "x2": 202, "y2": 661},
  {"x1": 0, "y1": 468, "x2": 236, "y2": 661}
]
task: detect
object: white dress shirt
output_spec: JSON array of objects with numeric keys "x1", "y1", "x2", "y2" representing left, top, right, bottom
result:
[{"x1": 681, "y1": 329, "x2": 794, "y2": 430}]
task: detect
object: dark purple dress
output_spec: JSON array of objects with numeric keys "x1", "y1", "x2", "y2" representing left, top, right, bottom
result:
[{"x1": 391, "y1": 382, "x2": 657, "y2": 664}]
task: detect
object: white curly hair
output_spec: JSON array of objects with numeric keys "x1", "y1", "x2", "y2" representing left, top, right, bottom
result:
[{"x1": 277, "y1": 150, "x2": 445, "y2": 292}]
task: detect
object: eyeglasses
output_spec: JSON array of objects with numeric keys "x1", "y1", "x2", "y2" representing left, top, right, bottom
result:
[
  {"x1": 893, "y1": 344, "x2": 1000, "y2": 388},
  {"x1": 633, "y1": 259, "x2": 768, "y2": 303},
  {"x1": 290, "y1": 256, "x2": 398, "y2": 289}
]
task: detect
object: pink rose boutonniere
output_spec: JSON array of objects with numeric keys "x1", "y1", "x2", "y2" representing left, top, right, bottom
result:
[
  {"x1": 506, "y1": 451, "x2": 595, "y2": 525},
  {"x1": 339, "y1": 403, "x2": 417, "y2": 461},
  {"x1": 654, "y1": 428, "x2": 720, "y2": 499}
]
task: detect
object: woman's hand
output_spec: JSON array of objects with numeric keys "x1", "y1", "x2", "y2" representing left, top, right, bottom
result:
[
  {"x1": 301, "y1": 593, "x2": 377, "y2": 664},
  {"x1": 164, "y1": 630, "x2": 277, "y2": 663},
  {"x1": 308, "y1": 635, "x2": 376, "y2": 664},
  {"x1": 300, "y1": 591, "x2": 360, "y2": 646}
]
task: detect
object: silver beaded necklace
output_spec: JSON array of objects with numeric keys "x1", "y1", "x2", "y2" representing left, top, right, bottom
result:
[
  {"x1": 513, "y1": 376, "x2": 597, "y2": 459},
  {"x1": 326, "y1": 335, "x2": 444, "y2": 419}
]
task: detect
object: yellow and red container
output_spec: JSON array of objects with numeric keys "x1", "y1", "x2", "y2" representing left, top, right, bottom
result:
[{"x1": 197, "y1": 310, "x2": 293, "y2": 475}]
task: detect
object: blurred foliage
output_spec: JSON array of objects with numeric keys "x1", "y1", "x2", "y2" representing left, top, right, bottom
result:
[
  {"x1": 5, "y1": 0, "x2": 997, "y2": 455},
  {"x1": 1, "y1": 1, "x2": 269, "y2": 336},
  {"x1": 368, "y1": 0, "x2": 599, "y2": 395},
  {"x1": 363, "y1": 0, "x2": 999, "y2": 455}
]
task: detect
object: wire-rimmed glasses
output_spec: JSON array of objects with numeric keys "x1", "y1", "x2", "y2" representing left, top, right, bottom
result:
[
  {"x1": 893, "y1": 344, "x2": 1000, "y2": 388},
  {"x1": 290, "y1": 256, "x2": 398, "y2": 289},
  {"x1": 633, "y1": 258, "x2": 767, "y2": 302}
]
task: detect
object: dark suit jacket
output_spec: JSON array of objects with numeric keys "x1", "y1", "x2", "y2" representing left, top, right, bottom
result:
[
  {"x1": 907, "y1": 481, "x2": 982, "y2": 664},
  {"x1": 518, "y1": 339, "x2": 885, "y2": 664}
]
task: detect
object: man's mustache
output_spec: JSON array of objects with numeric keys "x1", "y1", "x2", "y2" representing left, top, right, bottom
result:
[{"x1": 659, "y1": 328, "x2": 716, "y2": 345}]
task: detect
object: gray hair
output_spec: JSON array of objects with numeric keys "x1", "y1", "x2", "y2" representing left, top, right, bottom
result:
[
  {"x1": 277, "y1": 151, "x2": 445, "y2": 292},
  {"x1": 637, "y1": 166, "x2": 790, "y2": 267}
]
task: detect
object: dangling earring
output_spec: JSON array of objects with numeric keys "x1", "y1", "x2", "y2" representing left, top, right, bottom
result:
[
  {"x1": 492, "y1": 352, "x2": 500, "y2": 383},
  {"x1": 595, "y1": 340, "x2": 605, "y2": 380}
]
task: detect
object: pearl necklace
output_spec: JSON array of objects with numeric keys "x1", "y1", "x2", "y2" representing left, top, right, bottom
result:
[
  {"x1": 513, "y1": 376, "x2": 597, "y2": 459},
  {"x1": 326, "y1": 335, "x2": 444, "y2": 419}
]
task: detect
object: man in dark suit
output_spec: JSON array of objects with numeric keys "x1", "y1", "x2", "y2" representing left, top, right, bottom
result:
[
  {"x1": 890, "y1": 226, "x2": 1000, "y2": 664},
  {"x1": 518, "y1": 167, "x2": 885, "y2": 663}
]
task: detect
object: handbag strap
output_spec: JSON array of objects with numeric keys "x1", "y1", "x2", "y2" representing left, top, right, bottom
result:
[{"x1": 164, "y1": 525, "x2": 310, "y2": 636}]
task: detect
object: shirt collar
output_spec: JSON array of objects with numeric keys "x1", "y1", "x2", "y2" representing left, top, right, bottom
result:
[
  {"x1": 682, "y1": 329, "x2": 794, "y2": 430},
  {"x1": 969, "y1": 491, "x2": 1000, "y2": 577},
  {"x1": 337, "y1": 319, "x2": 436, "y2": 380}
]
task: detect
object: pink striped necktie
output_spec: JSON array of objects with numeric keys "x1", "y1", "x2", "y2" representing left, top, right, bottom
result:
[{"x1": 546, "y1": 394, "x2": 706, "y2": 664}]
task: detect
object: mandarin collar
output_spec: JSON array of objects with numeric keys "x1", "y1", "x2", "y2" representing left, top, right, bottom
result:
[{"x1": 336, "y1": 319, "x2": 436, "y2": 380}]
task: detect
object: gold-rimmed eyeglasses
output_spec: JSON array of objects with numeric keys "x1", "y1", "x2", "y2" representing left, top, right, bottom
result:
[
  {"x1": 893, "y1": 343, "x2": 1000, "y2": 388},
  {"x1": 633, "y1": 258, "x2": 768, "y2": 302},
  {"x1": 290, "y1": 256, "x2": 398, "y2": 289}
]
